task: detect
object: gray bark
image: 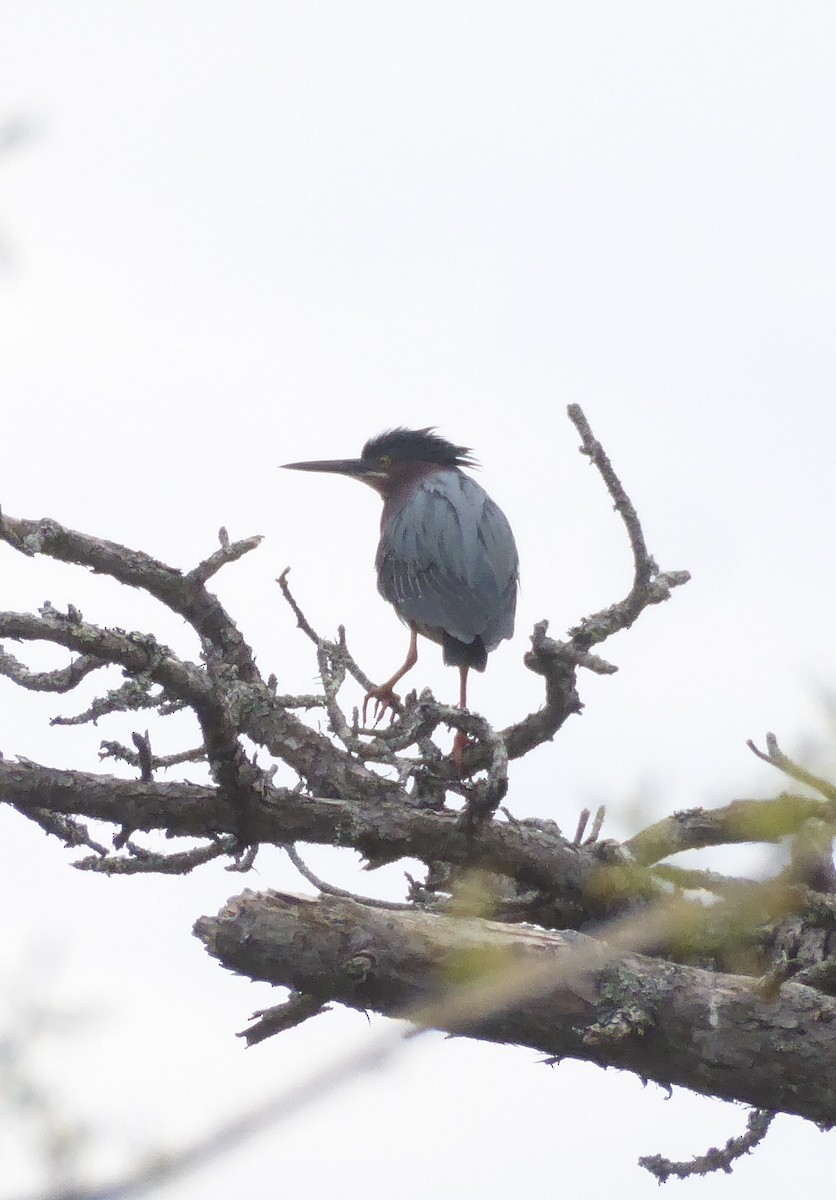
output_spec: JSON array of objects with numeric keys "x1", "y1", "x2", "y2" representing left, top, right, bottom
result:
[{"x1": 195, "y1": 889, "x2": 836, "y2": 1126}]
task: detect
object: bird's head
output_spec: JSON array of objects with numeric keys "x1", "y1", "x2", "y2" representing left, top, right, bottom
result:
[{"x1": 282, "y1": 427, "x2": 476, "y2": 499}]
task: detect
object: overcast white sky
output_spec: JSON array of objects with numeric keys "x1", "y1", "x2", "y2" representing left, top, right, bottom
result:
[{"x1": 2, "y1": 3, "x2": 835, "y2": 1197}]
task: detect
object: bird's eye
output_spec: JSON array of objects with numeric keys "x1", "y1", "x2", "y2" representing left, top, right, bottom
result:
[{"x1": 378, "y1": 455, "x2": 392, "y2": 469}]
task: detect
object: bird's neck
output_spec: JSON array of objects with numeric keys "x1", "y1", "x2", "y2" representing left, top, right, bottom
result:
[{"x1": 379, "y1": 462, "x2": 451, "y2": 527}]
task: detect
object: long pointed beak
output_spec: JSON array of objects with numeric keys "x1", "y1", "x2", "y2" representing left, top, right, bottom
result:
[{"x1": 281, "y1": 457, "x2": 373, "y2": 478}]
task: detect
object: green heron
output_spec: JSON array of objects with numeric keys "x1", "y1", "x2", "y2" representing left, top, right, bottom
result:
[{"x1": 283, "y1": 427, "x2": 519, "y2": 763}]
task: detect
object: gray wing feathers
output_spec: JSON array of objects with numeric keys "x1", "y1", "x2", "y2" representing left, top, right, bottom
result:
[{"x1": 376, "y1": 471, "x2": 518, "y2": 651}]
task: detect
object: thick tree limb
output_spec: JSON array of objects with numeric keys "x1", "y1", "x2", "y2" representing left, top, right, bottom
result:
[
  {"x1": 3, "y1": 758, "x2": 832, "y2": 956},
  {"x1": 195, "y1": 890, "x2": 836, "y2": 1127},
  {"x1": 0, "y1": 759, "x2": 627, "y2": 917}
]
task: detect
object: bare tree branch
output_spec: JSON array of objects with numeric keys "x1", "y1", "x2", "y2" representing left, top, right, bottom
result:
[
  {"x1": 238, "y1": 992, "x2": 331, "y2": 1048},
  {"x1": 6, "y1": 406, "x2": 826, "y2": 1184},
  {"x1": 0, "y1": 759, "x2": 619, "y2": 916},
  {"x1": 625, "y1": 791, "x2": 836, "y2": 865},
  {"x1": 195, "y1": 890, "x2": 836, "y2": 1126},
  {"x1": 639, "y1": 1108, "x2": 776, "y2": 1182},
  {"x1": 52, "y1": 678, "x2": 185, "y2": 728},
  {"x1": 0, "y1": 646, "x2": 106, "y2": 692},
  {"x1": 97, "y1": 740, "x2": 204, "y2": 772},
  {"x1": 566, "y1": 404, "x2": 691, "y2": 643},
  {"x1": 495, "y1": 407, "x2": 689, "y2": 764},
  {"x1": 748, "y1": 731, "x2": 836, "y2": 803},
  {"x1": 0, "y1": 513, "x2": 263, "y2": 682},
  {"x1": 283, "y1": 843, "x2": 415, "y2": 911},
  {"x1": 72, "y1": 836, "x2": 241, "y2": 876}
]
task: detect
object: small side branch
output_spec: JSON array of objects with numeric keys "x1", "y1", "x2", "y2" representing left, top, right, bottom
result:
[
  {"x1": 569, "y1": 403, "x2": 653, "y2": 589},
  {"x1": 285, "y1": 844, "x2": 414, "y2": 911},
  {"x1": 0, "y1": 609, "x2": 208, "y2": 708},
  {"x1": 0, "y1": 512, "x2": 264, "y2": 684},
  {"x1": 51, "y1": 677, "x2": 185, "y2": 727},
  {"x1": 639, "y1": 1108, "x2": 776, "y2": 1182},
  {"x1": 74, "y1": 835, "x2": 241, "y2": 876},
  {"x1": 239, "y1": 991, "x2": 331, "y2": 1048},
  {"x1": 748, "y1": 732, "x2": 836, "y2": 803},
  {"x1": 98, "y1": 740, "x2": 206, "y2": 772},
  {"x1": 566, "y1": 403, "x2": 691, "y2": 648},
  {"x1": 0, "y1": 608, "x2": 269, "y2": 821},
  {"x1": 0, "y1": 646, "x2": 106, "y2": 692},
  {"x1": 278, "y1": 568, "x2": 378, "y2": 697},
  {"x1": 186, "y1": 531, "x2": 264, "y2": 586},
  {"x1": 625, "y1": 792, "x2": 836, "y2": 866},
  {"x1": 499, "y1": 407, "x2": 689, "y2": 765},
  {"x1": 18, "y1": 806, "x2": 109, "y2": 857}
]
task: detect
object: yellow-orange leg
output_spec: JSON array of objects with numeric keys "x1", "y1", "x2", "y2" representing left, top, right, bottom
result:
[
  {"x1": 362, "y1": 628, "x2": 419, "y2": 725},
  {"x1": 453, "y1": 665, "x2": 471, "y2": 772}
]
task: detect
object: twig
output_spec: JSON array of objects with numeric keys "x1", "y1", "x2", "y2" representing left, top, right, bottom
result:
[
  {"x1": 0, "y1": 610, "x2": 207, "y2": 708},
  {"x1": 573, "y1": 809, "x2": 591, "y2": 845},
  {"x1": 566, "y1": 404, "x2": 691, "y2": 648},
  {"x1": 272, "y1": 692, "x2": 326, "y2": 710},
  {"x1": 73, "y1": 835, "x2": 241, "y2": 876},
  {"x1": 131, "y1": 731, "x2": 154, "y2": 782},
  {"x1": 498, "y1": 408, "x2": 689, "y2": 765},
  {"x1": 98, "y1": 741, "x2": 206, "y2": 771},
  {"x1": 651, "y1": 863, "x2": 765, "y2": 896},
  {"x1": 51, "y1": 677, "x2": 185, "y2": 727},
  {"x1": 278, "y1": 577, "x2": 455, "y2": 782},
  {"x1": 0, "y1": 606, "x2": 264, "y2": 815},
  {"x1": 0, "y1": 646, "x2": 106, "y2": 692},
  {"x1": 587, "y1": 805, "x2": 606, "y2": 843},
  {"x1": 748, "y1": 732, "x2": 836, "y2": 803},
  {"x1": 277, "y1": 570, "x2": 379, "y2": 696},
  {"x1": 17, "y1": 806, "x2": 109, "y2": 857},
  {"x1": 226, "y1": 843, "x2": 260, "y2": 873},
  {"x1": 284, "y1": 844, "x2": 414, "y2": 911},
  {"x1": 238, "y1": 992, "x2": 331, "y2": 1047},
  {"x1": 638, "y1": 1108, "x2": 776, "y2": 1182},
  {"x1": 569, "y1": 403, "x2": 654, "y2": 590},
  {"x1": 0, "y1": 512, "x2": 263, "y2": 683},
  {"x1": 276, "y1": 567, "x2": 321, "y2": 645},
  {"x1": 571, "y1": 806, "x2": 606, "y2": 847},
  {"x1": 186, "y1": 532, "x2": 264, "y2": 586}
]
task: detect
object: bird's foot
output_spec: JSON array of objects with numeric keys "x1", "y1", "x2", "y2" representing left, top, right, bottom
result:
[{"x1": 362, "y1": 685, "x2": 401, "y2": 727}]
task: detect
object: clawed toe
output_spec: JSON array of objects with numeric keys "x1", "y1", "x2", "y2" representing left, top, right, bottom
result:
[{"x1": 362, "y1": 686, "x2": 400, "y2": 726}]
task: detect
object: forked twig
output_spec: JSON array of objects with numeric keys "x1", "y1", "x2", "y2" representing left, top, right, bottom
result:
[{"x1": 747, "y1": 732, "x2": 836, "y2": 803}]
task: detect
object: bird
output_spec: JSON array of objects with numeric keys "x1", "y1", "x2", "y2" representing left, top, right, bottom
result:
[{"x1": 282, "y1": 427, "x2": 519, "y2": 766}]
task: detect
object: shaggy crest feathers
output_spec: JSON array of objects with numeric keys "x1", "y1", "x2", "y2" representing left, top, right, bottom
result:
[{"x1": 361, "y1": 427, "x2": 477, "y2": 469}]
